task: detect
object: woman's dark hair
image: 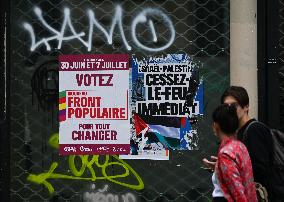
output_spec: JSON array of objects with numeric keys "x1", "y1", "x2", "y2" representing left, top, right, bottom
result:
[
  {"x1": 221, "y1": 86, "x2": 249, "y2": 108},
  {"x1": 212, "y1": 104, "x2": 239, "y2": 135}
]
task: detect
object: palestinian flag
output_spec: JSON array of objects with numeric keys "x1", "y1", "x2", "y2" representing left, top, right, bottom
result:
[{"x1": 135, "y1": 114, "x2": 181, "y2": 149}]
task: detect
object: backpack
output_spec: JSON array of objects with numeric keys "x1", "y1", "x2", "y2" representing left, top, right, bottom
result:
[
  {"x1": 243, "y1": 121, "x2": 284, "y2": 199},
  {"x1": 255, "y1": 182, "x2": 268, "y2": 202},
  {"x1": 268, "y1": 129, "x2": 284, "y2": 198}
]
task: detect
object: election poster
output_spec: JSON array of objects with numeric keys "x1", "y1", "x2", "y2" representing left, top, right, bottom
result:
[
  {"x1": 59, "y1": 54, "x2": 130, "y2": 155},
  {"x1": 121, "y1": 54, "x2": 204, "y2": 160}
]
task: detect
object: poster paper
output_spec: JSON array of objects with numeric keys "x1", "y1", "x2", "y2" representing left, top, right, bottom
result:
[
  {"x1": 120, "y1": 54, "x2": 203, "y2": 160},
  {"x1": 59, "y1": 54, "x2": 130, "y2": 155}
]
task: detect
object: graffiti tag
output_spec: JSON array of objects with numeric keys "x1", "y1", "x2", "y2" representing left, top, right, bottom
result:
[
  {"x1": 23, "y1": 5, "x2": 175, "y2": 52},
  {"x1": 83, "y1": 184, "x2": 136, "y2": 202},
  {"x1": 27, "y1": 133, "x2": 144, "y2": 194}
]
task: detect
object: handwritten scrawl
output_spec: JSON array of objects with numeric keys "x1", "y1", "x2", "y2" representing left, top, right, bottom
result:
[
  {"x1": 27, "y1": 133, "x2": 144, "y2": 194},
  {"x1": 23, "y1": 6, "x2": 175, "y2": 52}
]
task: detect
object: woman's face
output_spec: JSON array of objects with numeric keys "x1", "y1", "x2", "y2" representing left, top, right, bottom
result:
[{"x1": 212, "y1": 122, "x2": 219, "y2": 137}]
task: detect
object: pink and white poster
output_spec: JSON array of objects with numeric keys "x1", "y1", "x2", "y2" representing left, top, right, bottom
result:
[{"x1": 59, "y1": 54, "x2": 130, "y2": 155}]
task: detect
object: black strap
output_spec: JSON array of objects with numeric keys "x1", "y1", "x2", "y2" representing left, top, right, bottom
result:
[{"x1": 242, "y1": 120, "x2": 258, "y2": 142}]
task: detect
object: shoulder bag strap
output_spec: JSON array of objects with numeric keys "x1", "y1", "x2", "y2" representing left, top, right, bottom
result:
[{"x1": 242, "y1": 120, "x2": 258, "y2": 142}]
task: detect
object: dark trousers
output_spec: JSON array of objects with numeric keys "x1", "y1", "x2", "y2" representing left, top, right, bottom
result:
[{"x1": 213, "y1": 197, "x2": 227, "y2": 202}]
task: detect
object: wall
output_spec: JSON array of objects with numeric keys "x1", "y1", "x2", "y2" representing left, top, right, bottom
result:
[
  {"x1": 7, "y1": 0, "x2": 229, "y2": 201},
  {"x1": 230, "y1": 0, "x2": 257, "y2": 118}
]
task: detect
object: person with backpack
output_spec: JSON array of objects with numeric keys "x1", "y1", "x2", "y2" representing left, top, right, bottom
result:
[
  {"x1": 211, "y1": 104, "x2": 257, "y2": 202},
  {"x1": 203, "y1": 86, "x2": 284, "y2": 201}
]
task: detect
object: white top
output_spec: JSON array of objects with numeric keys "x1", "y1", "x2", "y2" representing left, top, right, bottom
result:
[{"x1": 212, "y1": 171, "x2": 224, "y2": 197}]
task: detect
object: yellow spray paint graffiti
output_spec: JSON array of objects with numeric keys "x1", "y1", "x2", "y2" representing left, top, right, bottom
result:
[{"x1": 27, "y1": 133, "x2": 144, "y2": 194}]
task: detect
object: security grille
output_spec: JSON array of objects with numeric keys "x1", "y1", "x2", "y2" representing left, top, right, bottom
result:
[
  {"x1": 279, "y1": 0, "x2": 284, "y2": 132},
  {"x1": 9, "y1": 0, "x2": 229, "y2": 201}
]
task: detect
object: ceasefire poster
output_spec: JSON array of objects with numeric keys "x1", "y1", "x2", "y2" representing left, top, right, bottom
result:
[
  {"x1": 59, "y1": 54, "x2": 130, "y2": 155},
  {"x1": 121, "y1": 54, "x2": 203, "y2": 160}
]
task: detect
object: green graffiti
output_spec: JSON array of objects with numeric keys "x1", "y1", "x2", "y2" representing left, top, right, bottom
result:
[
  {"x1": 27, "y1": 133, "x2": 144, "y2": 194},
  {"x1": 48, "y1": 133, "x2": 59, "y2": 149}
]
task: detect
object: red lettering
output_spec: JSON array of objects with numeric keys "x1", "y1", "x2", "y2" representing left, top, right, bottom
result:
[
  {"x1": 76, "y1": 74, "x2": 83, "y2": 86},
  {"x1": 67, "y1": 97, "x2": 73, "y2": 107},
  {"x1": 68, "y1": 108, "x2": 75, "y2": 118},
  {"x1": 120, "y1": 108, "x2": 126, "y2": 119},
  {"x1": 82, "y1": 108, "x2": 89, "y2": 117},
  {"x1": 84, "y1": 74, "x2": 91, "y2": 86},
  {"x1": 111, "y1": 130, "x2": 117, "y2": 140},
  {"x1": 104, "y1": 130, "x2": 110, "y2": 140},
  {"x1": 75, "y1": 108, "x2": 82, "y2": 118},
  {"x1": 74, "y1": 74, "x2": 114, "y2": 86},
  {"x1": 72, "y1": 131, "x2": 79, "y2": 140},
  {"x1": 74, "y1": 97, "x2": 80, "y2": 107},
  {"x1": 105, "y1": 74, "x2": 113, "y2": 86},
  {"x1": 112, "y1": 108, "x2": 119, "y2": 118}
]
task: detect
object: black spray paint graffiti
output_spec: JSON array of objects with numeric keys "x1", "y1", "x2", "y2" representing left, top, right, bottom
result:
[
  {"x1": 31, "y1": 59, "x2": 58, "y2": 111},
  {"x1": 132, "y1": 76, "x2": 145, "y2": 101},
  {"x1": 23, "y1": 5, "x2": 175, "y2": 52}
]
